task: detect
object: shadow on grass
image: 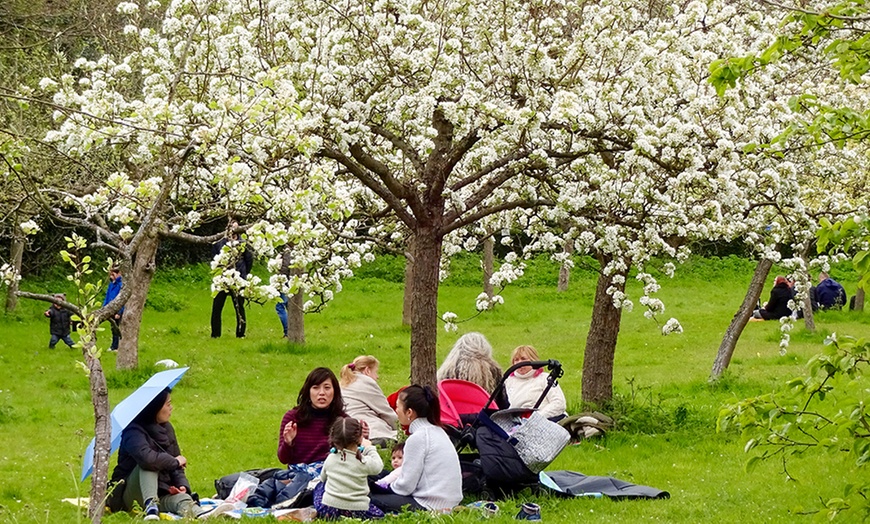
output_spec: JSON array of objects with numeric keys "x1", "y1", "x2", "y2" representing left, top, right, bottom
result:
[
  {"x1": 256, "y1": 341, "x2": 328, "y2": 355},
  {"x1": 105, "y1": 365, "x2": 160, "y2": 389}
]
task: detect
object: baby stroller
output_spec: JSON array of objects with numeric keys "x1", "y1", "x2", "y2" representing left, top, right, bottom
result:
[
  {"x1": 456, "y1": 360, "x2": 571, "y2": 499},
  {"x1": 438, "y1": 379, "x2": 498, "y2": 445}
]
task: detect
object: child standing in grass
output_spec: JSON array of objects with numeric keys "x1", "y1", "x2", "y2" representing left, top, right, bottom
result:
[
  {"x1": 314, "y1": 418, "x2": 384, "y2": 520},
  {"x1": 44, "y1": 294, "x2": 74, "y2": 349}
]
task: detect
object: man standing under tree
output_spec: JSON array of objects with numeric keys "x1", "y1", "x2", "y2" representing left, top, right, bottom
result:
[
  {"x1": 103, "y1": 268, "x2": 124, "y2": 351},
  {"x1": 210, "y1": 222, "x2": 253, "y2": 338}
]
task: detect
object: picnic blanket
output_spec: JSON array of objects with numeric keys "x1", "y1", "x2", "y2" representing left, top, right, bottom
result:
[{"x1": 540, "y1": 470, "x2": 670, "y2": 500}]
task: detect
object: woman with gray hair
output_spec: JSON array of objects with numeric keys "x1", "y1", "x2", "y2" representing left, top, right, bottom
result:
[{"x1": 436, "y1": 332, "x2": 508, "y2": 408}]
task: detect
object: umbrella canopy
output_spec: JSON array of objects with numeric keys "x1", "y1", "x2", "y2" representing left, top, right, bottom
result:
[{"x1": 81, "y1": 367, "x2": 189, "y2": 481}]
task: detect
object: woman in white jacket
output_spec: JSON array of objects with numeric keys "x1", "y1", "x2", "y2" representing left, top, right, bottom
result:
[
  {"x1": 370, "y1": 385, "x2": 462, "y2": 513},
  {"x1": 505, "y1": 345, "x2": 568, "y2": 421},
  {"x1": 340, "y1": 355, "x2": 398, "y2": 446}
]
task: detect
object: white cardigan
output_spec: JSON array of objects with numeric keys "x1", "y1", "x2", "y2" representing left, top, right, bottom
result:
[
  {"x1": 390, "y1": 418, "x2": 462, "y2": 510},
  {"x1": 342, "y1": 374, "x2": 398, "y2": 441},
  {"x1": 505, "y1": 369, "x2": 567, "y2": 419}
]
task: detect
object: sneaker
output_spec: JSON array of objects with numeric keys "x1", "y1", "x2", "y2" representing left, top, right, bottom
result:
[
  {"x1": 467, "y1": 500, "x2": 499, "y2": 518},
  {"x1": 143, "y1": 499, "x2": 159, "y2": 521},
  {"x1": 515, "y1": 502, "x2": 541, "y2": 521}
]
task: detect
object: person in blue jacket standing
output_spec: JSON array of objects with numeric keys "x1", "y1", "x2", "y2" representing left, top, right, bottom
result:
[{"x1": 103, "y1": 267, "x2": 124, "y2": 351}]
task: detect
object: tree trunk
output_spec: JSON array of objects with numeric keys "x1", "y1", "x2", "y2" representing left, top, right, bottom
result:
[
  {"x1": 408, "y1": 229, "x2": 442, "y2": 389},
  {"x1": 117, "y1": 233, "x2": 159, "y2": 369},
  {"x1": 581, "y1": 256, "x2": 628, "y2": 405},
  {"x1": 801, "y1": 286, "x2": 816, "y2": 332},
  {"x1": 287, "y1": 268, "x2": 305, "y2": 343},
  {"x1": 483, "y1": 234, "x2": 494, "y2": 298},
  {"x1": 84, "y1": 335, "x2": 111, "y2": 523},
  {"x1": 557, "y1": 238, "x2": 574, "y2": 292},
  {"x1": 402, "y1": 237, "x2": 415, "y2": 327},
  {"x1": 855, "y1": 286, "x2": 865, "y2": 312},
  {"x1": 5, "y1": 229, "x2": 24, "y2": 312},
  {"x1": 710, "y1": 258, "x2": 773, "y2": 381}
]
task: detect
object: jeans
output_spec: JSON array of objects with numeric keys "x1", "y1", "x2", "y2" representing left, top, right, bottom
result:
[
  {"x1": 276, "y1": 294, "x2": 289, "y2": 337},
  {"x1": 49, "y1": 333, "x2": 74, "y2": 348},
  {"x1": 109, "y1": 315, "x2": 123, "y2": 350}
]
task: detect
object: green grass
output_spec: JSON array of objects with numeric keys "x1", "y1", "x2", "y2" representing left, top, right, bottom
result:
[{"x1": 1, "y1": 255, "x2": 869, "y2": 523}]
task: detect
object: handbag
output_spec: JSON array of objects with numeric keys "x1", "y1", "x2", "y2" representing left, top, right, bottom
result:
[{"x1": 489, "y1": 409, "x2": 570, "y2": 473}]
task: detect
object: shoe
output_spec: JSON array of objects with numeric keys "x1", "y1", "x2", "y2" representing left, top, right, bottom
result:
[
  {"x1": 515, "y1": 502, "x2": 541, "y2": 521},
  {"x1": 143, "y1": 499, "x2": 159, "y2": 520},
  {"x1": 467, "y1": 500, "x2": 499, "y2": 518},
  {"x1": 107, "y1": 347, "x2": 118, "y2": 352}
]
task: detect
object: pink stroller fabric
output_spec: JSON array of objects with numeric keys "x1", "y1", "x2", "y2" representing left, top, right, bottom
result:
[{"x1": 438, "y1": 379, "x2": 497, "y2": 428}]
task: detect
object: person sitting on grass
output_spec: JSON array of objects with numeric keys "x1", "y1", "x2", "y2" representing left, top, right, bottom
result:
[
  {"x1": 374, "y1": 442, "x2": 404, "y2": 489},
  {"x1": 505, "y1": 345, "x2": 568, "y2": 421},
  {"x1": 313, "y1": 417, "x2": 385, "y2": 520},
  {"x1": 437, "y1": 332, "x2": 509, "y2": 408},
  {"x1": 369, "y1": 385, "x2": 462, "y2": 513},
  {"x1": 279, "y1": 367, "x2": 369, "y2": 472},
  {"x1": 340, "y1": 355, "x2": 398, "y2": 447},
  {"x1": 44, "y1": 293, "x2": 74, "y2": 349},
  {"x1": 107, "y1": 388, "x2": 214, "y2": 520},
  {"x1": 752, "y1": 275, "x2": 793, "y2": 321},
  {"x1": 816, "y1": 272, "x2": 847, "y2": 310}
]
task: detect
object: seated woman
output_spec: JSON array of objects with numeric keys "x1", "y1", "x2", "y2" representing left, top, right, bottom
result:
[
  {"x1": 505, "y1": 345, "x2": 568, "y2": 421},
  {"x1": 278, "y1": 367, "x2": 348, "y2": 469},
  {"x1": 752, "y1": 276, "x2": 794, "y2": 321},
  {"x1": 108, "y1": 388, "x2": 211, "y2": 520},
  {"x1": 370, "y1": 385, "x2": 463, "y2": 513},
  {"x1": 340, "y1": 356, "x2": 398, "y2": 447},
  {"x1": 437, "y1": 332, "x2": 508, "y2": 408}
]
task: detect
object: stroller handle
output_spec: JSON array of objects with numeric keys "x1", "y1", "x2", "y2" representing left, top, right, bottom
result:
[{"x1": 484, "y1": 360, "x2": 564, "y2": 412}]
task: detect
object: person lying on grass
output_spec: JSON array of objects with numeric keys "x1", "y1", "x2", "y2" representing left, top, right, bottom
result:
[{"x1": 369, "y1": 385, "x2": 462, "y2": 513}]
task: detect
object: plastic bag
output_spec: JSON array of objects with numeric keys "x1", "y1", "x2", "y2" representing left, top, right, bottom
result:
[{"x1": 226, "y1": 472, "x2": 259, "y2": 504}]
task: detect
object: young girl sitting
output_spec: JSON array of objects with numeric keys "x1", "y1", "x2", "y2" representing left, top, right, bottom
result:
[{"x1": 314, "y1": 418, "x2": 385, "y2": 520}]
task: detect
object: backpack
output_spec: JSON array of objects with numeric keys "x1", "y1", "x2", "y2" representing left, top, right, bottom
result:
[{"x1": 214, "y1": 468, "x2": 282, "y2": 499}]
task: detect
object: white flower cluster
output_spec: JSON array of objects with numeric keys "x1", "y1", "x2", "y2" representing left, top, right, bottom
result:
[
  {"x1": 475, "y1": 292, "x2": 504, "y2": 312},
  {"x1": 0, "y1": 264, "x2": 21, "y2": 287},
  {"x1": 442, "y1": 311, "x2": 459, "y2": 332},
  {"x1": 662, "y1": 318, "x2": 683, "y2": 336},
  {"x1": 19, "y1": 220, "x2": 40, "y2": 235},
  {"x1": 778, "y1": 316, "x2": 793, "y2": 355}
]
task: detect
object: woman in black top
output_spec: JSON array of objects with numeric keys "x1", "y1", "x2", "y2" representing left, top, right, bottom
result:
[{"x1": 108, "y1": 388, "x2": 210, "y2": 520}]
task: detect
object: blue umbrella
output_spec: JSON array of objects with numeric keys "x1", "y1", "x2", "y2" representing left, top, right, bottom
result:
[{"x1": 81, "y1": 367, "x2": 189, "y2": 481}]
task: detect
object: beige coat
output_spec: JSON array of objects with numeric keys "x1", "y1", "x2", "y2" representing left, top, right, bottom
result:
[{"x1": 342, "y1": 373, "x2": 398, "y2": 441}]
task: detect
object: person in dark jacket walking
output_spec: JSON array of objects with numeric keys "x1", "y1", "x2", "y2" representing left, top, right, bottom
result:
[
  {"x1": 108, "y1": 388, "x2": 213, "y2": 520},
  {"x1": 103, "y1": 267, "x2": 124, "y2": 351},
  {"x1": 210, "y1": 222, "x2": 253, "y2": 338},
  {"x1": 45, "y1": 293, "x2": 74, "y2": 349},
  {"x1": 753, "y1": 276, "x2": 794, "y2": 320}
]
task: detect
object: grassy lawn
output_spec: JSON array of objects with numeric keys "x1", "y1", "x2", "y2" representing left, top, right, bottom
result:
[{"x1": 1, "y1": 255, "x2": 868, "y2": 523}]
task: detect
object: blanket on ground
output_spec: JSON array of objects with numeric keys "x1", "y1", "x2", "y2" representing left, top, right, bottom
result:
[{"x1": 540, "y1": 470, "x2": 669, "y2": 500}]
